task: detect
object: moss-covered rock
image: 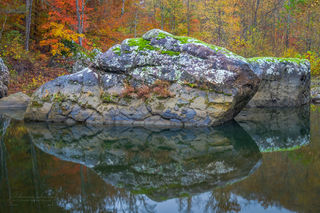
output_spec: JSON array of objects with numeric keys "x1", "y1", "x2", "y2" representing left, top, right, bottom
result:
[
  {"x1": 25, "y1": 29, "x2": 261, "y2": 126},
  {"x1": 247, "y1": 56, "x2": 310, "y2": 107}
]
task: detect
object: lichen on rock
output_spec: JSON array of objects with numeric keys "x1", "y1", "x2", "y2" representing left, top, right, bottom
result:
[
  {"x1": 0, "y1": 57, "x2": 9, "y2": 99},
  {"x1": 247, "y1": 56, "x2": 311, "y2": 107},
  {"x1": 25, "y1": 29, "x2": 261, "y2": 127}
]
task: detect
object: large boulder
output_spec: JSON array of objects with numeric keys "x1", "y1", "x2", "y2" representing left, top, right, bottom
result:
[
  {"x1": 25, "y1": 29, "x2": 260, "y2": 127},
  {"x1": 247, "y1": 57, "x2": 310, "y2": 107},
  {"x1": 0, "y1": 57, "x2": 9, "y2": 98}
]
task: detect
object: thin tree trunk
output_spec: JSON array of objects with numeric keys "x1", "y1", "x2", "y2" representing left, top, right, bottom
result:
[
  {"x1": 187, "y1": 0, "x2": 190, "y2": 36},
  {"x1": 25, "y1": 0, "x2": 33, "y2": 51},
  {"x1": 76, "y1": 0, "x2": 83, "y2": 46},
  {"x1": 0, "y1": 15, "x2": 7, "y2": 42},
  {"x1": 219, "y1": 8, "x2": 222, "y2": 44},
  {"x1": 285, "y1": 1, "x2": 291, "y2": 49},
  {"x1": 134, "y1": 10, "x2": 138, "y2": 38},
  {"x1": 81, "y1": 0, "x2": 85, "y2": 42},
  {"x1": 253, "y1": 0, "x2": 261, "y2": 27},
  {"x1": 160, "y1": 0, "x2": 164, "y2": 30},
  {"x1": 121, "y1": 0, "x2": 126, "y2": 16},
  {"x1": 306, "y1": 11, "x2": 312, "y2": 51}
]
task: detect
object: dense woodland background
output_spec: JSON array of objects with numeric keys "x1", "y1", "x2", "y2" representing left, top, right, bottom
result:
[{"x1": 1, "y1": 0, "x2": 320, "y2": 94}]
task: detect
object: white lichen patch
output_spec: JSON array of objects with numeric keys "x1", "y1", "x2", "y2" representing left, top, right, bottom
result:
[
  {"x1": 249, "y1": 57, "x2": 310, "y2": 75},
  {"x1": 142, "y1": 29, "x2": 173, "y2": 40},
  {"x1": 207, "y1": 161, "x2": 234, "y2": 174},
  {"x1": 205, "y1": 69, "x2": 236, "y2": 84},
  {"x1": 73, "y1": 68, "x2": 88, "y2": 77}
]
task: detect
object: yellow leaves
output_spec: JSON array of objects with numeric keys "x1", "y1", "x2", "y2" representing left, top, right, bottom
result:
[
  {"x1": 27, "y1": 74, "x2": 46, "y2": 91},
  {"x1": 0, "y1": 35, "x2": 26, "y2": 60},
  {"x1": 283, "y1": 49, "x2": 320, "y2": 76},
  {"x1": 40, "y1": 22, "x2": 85, "y2": 56},
  {"x1": 283, "y1": 48, "x2": 299, "y2": 58},
  {"x1": 51, "y1": 42, "x2": 70, "y2": 56}
]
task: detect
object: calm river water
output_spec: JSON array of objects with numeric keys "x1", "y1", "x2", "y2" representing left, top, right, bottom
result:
[{"x1": 0, "y1": 106, "x2": 319, "y2": 213}]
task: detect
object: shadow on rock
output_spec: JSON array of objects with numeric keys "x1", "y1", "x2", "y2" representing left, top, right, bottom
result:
[{"x1": 26, "y1": 121, "x2": 261, "y2": 201}]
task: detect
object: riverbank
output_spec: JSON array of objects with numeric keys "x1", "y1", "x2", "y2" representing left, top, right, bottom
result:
[{"x1": 7, "y1": 59, "x2": 69, "y2": 96}]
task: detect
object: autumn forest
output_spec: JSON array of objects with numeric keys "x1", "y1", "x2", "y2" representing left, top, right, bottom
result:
[{"x1": 0, "y1": 0, "x2": 320, "y2": 94}]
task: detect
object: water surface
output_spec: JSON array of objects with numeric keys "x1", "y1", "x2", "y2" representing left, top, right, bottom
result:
[{"x1": 0, "y1": 106, "x2": 318, "y2": 213}]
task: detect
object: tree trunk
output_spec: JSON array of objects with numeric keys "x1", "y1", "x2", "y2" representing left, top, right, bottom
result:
[
  {"x1": 160, "y1": 0, "x2": 164, "y2": 30},
  {"x1": 25, "y1": 0, "x2": 33, "y2": 51},
  {"x1": 285, "y1": 1, "x2": 291, "y2": 49},
  {"x1": 76, "y1": 0, "x2": 83, "y2": 46},
  {"x1": 0, "y1": 15, "x2": 7, "y2": 42},
  {"x1": 187, "y1": 0, "x2": 190, "y2": 36},
  {"x1": 121, "y1": 0, "x2": 126, "y2": 16},
  {"x1": 253, "y1": 0, "x2": 261, "y2": 27},
  {"x1": 134, "y1": 10, "x2": 138, "y2": 38}
]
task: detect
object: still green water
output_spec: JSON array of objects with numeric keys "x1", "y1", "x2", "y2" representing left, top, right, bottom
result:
[{"x1": 0, "y1": 106, "x2": 318, "y2": 213}]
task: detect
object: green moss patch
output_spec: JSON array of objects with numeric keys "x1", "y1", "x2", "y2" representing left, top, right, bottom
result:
[
  {"x1": 262, "y1": 145, "x2": 304, "y2": 153},
  {"x1": 156, "y1": 32, "x2": 242, "y2": 59},
  {"x1": 41, "y1": 94, "x2": 52, "y2": 102},
  {"x1": 53, "y1": 92, "x2": 67, "y2": 103},
  {"x1": 161, "y1": 50, "x2": 180, "y2": 56},
  {"x1": 31, "y1": 101, "x2": 43, "y2": 108},
  {"x1": 112, "y1": 46, "x2": 122, "y2": 56},
  {"x1": 248, "y1": 57, "x2": 309, "y2": 65},
  {"x1": 127, "y1": 38, "x2": 160, "y2": 51},
  {"x1": 101, "y1": 93, "x2": 118, "y2": 104}
]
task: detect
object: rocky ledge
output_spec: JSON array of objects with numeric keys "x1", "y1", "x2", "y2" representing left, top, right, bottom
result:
[
  {"x1": 248, "y1": 57, "x2": 310, "y2": 107},
  {"x1": 0, "y1": 57, "x2": 9, "y2": 99},
  {"x1": 25, "y1": 29, "x2": 260, "y2": 127}
]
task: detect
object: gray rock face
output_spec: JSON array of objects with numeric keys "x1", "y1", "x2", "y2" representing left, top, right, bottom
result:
[
  {"x1": 0, "y1": 58, "x2": 9, "y2": 99},
  {"x1": 71, "y1": 49, "x2": 102, "y2": 73},
  {"x1": 0, "y1": 92, "x2": 30, "y2": 109},
  {"x1": 311, "y1": 77, "x2": 320, "y2": 104},
  {"x1": 247, "y1": 57, "x2": 310, "y2": 107},
  {"x1": 27, "y1": 122, "x2": 261, "y2": 201},
  {"x1": 0, "y1": 92, "x2": 30, "y2": 120},
  {"x1": 25, "y1": 29, "x2": 260, "y2": 127}
]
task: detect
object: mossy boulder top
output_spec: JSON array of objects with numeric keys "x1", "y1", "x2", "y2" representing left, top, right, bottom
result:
[
  {"x1": 0, "y1": 57, "x2": 9, "y2": 99},
  {"x1": 96, "y1": 29, "x2": 257, "y2": 90},
  {"x1": 25, "y1": 29, "x2": 260, "y2": 127}
]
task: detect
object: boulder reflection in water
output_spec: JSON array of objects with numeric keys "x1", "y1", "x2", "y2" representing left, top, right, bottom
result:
[
  {"x1": 27, "y1": 121, "x2": 261, "y2": 201},
  {"x1": 236, "y1": 106, "x2": 310, "y2": 152}
]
